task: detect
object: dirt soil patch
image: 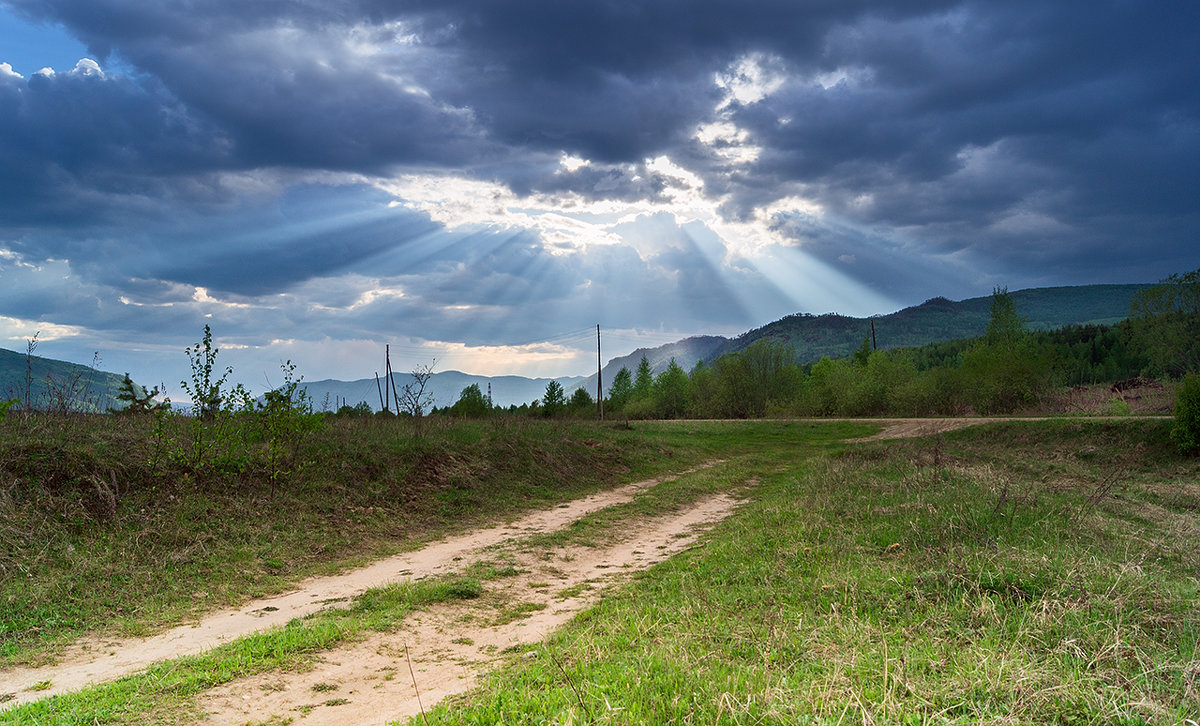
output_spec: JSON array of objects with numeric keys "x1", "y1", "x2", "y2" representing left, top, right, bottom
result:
[
  {"x1": 0, "y1": 463, "x2": 722, "y2": 711},
  {"x1": 200, "y1": 491, "x2": 744, "y2": 725},
  {"x1": 852, "y1": 418, "x2": 998, "y2": 440},
  {"x1": 845, "y1": 415, "x2": 1170, "y2": 442}
]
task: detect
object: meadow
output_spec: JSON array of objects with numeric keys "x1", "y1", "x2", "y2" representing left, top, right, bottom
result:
[{"x1": 1, "y1": 415, "x2": 1197, "y2": 724}]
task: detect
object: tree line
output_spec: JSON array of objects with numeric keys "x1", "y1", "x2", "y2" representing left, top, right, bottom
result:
[{"x1": 439, "y1": 269, "x2": 1198, "y2": 423}]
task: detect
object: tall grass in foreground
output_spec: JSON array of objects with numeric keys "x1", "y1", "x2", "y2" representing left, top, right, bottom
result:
[
  {"x1": 0, "y1": 414, "x2": 739, "y2": 667},
  {"x1": 421, "y1": 420, "x2": 1199, "y2": 724}
]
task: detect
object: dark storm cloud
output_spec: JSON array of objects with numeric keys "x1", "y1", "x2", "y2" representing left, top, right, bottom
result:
[
  {"x1": 719, "y1": 2, "x2": 1200, "y2": 273},
  {"x1": 3, "y1": 0, "x2": 963, "y2": 175},
  {"x1": 1, "y1": 0, "x2": 1197, "y2": 355},
  {"x1": 0, "y1": 59, "x2": 228, "y2": 227}
]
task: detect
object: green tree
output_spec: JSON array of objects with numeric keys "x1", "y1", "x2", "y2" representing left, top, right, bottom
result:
[
  {"x1": 337, "y1": 401, "x2": 373, "y2": 416},
  {"x1": 607, "y1": 367, "x2": 633, "y2": 412},
  {"x1": 633, "y1": 356, "x2": 654, "y2": 400},
  {"x1": 852, "y1": 336, "x2": 872, "y2": 367},
  {"x1": 568, "y1": 386, "x2": 594, "y2": 416},
  {"x1": 654, "y1": 359, "x2": 690, "y2": 418},
  {"x1": 985, "y1": 286, "x2": 1027, "y2": 345},
  {"x1": 542, "y1": 380, "x2": 565, "y2": 417},
  {"x1": 1130, "y1": 268, "x2": 1200, "y2": 378},
  {"x1": 688, "y1": 360, "x2": 717, "y2": 417},
  {"x1": 960, "y1": 287, "x2": 1048, "y2": 414},
  {"x1": 711, "y1": 340, "x2": 801, "y2": 417},
  {"x1": 258, "y1": 360, "x2": 322, "y2": 488},
  {"x1": 450, "y1": 383, "x2": 490, "y2": 418},
  {"x1": 109, "y1": 373, "x2": 164, "y2": 415}
]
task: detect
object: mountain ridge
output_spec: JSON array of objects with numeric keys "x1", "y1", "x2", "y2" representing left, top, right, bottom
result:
[{"x1": 569, "y1": 283, "x2": 1151, "y2": 393}]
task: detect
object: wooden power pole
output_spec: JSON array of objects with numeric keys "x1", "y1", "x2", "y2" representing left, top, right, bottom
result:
[{"x1": 597, "y1": 324, "x2": 604, "y2": 420}]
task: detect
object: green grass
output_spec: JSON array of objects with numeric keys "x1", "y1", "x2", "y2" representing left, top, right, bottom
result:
[
  {"x1": 416, "y1": 420, "x2": 1200, "y2": 724},
  {"x1": 0, "y1": 417, "x2": 867, "y2": 724},
  {"x1": 23, "y1": 416, "x2": 1192, "y2": 724},
  {"x1": 1, "y1": 414, "x2": 775, "y2": 667}
]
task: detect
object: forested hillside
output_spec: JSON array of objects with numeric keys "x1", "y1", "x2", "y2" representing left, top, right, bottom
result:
[
  {"x1": 711, "y1": 284, "x2": 1150, "y2": 363},
  {"x1": 0, "y1": 346, "x2": 130, "y2": 412}
]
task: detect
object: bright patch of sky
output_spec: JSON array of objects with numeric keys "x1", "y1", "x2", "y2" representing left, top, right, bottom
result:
[
  {"x1": 715, "y1": 53, "x2": 787, "y2": 108},
  {"x1": 0, "y1": 6, "x2": 90, "y2": 76}
]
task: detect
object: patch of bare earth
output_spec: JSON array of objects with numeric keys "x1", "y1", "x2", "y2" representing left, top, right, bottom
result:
[
  {"x1": 850, "y1": 418, "x2": 999, "y2": 441},
  {"x1": 200, "y1": 491, "x2": 744, "y2": 725},
  {"x1": 846, "y1": 415, "x2": 1174, "y2": 442},
  {"x1": 0, "y1": 463, "x2": 722, "y2": 711}
]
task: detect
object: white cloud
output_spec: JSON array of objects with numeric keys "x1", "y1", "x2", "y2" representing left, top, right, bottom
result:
[
  {"x1": 0, "y1": 315, "x2": 84, "y2": 342},
  {"x1": 559, "y1": 153, "x2": 590, "y2": 172},
  {"x1": 695, "y1": 120, "x2": 762, "y2": 164},
  {"x1": 70, "y1": 58, "x2": 104, "y2": 77},
  {"x1": 715, "y1": 53, "x2": 787, "y2": 108}
]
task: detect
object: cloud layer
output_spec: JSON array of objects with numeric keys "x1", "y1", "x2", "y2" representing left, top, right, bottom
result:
[{"x1": 0, "y1": 0, "x2": 1197, "y2": 393}]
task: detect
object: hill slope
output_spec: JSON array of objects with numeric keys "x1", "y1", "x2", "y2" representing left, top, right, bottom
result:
[
  {"x1": 577, "y1": 284, "x2": 1150, "y2": 390},
  {"x1": 711, "y1": 284, "x2": 1149, "y2": 363},
  {"x1": 0, "y1": 347, "x2": 132, "y2": 412}
]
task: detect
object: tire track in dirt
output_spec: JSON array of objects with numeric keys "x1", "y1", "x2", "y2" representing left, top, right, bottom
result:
[
  {"x1": 200, "y1": 491, "x2": 746, "y2": 725},
  {"x1": 0, "y1": 462, "x2": 721, "y2": 710},
  {"x1": 842, "y1": 415, "x2": 1171, "y2": 442}
]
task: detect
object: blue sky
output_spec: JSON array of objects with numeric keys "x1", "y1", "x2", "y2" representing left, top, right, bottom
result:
[{"x1": 1, "y1": 0, "x2": 1197, "y2": 399}]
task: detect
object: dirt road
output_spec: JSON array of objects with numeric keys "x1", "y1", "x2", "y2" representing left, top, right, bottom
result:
[
  {"x1": 202, "y1": 490, "x2": 744, "y2": 725},
  {"x1": 0, "y1": 462, "x2": 730, "y2": 715}
]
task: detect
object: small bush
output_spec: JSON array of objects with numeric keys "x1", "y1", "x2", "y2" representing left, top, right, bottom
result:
[
  {"x1": 1171, "y1": 373, "x2": 1200, "y2": 455},
  {"x1": 1104, "y1": 397, "x2": 1132, "y2": 416}
]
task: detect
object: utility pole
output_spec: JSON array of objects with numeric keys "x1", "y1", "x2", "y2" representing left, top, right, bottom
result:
[
  {"x1": 870, "y1": 319, "x2": 877, "y2": 351},
  {"x1": 487, "y1": 382, "x2": 493, "y2": 409},
  {"x1": 597, "y1": 324, "x2": 604, "y2": 420}
]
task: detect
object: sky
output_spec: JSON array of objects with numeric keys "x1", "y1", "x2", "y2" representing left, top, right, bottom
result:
[{"x1": 1, "y1": 0, "x2": 1197, "y2": 399}]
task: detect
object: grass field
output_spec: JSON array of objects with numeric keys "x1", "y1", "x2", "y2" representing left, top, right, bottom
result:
[
  {"x1": 2, "y1": 416, "x2": 1198, "y2": 724},
  {"x1": 417, "y1": 420, "x2": 1199, "y2": 725},
  {"x1": 0, "y1": 414, "x2": 759, "y2": 668}
]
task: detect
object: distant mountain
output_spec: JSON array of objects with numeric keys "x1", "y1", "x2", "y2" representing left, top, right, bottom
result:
[
  {"x1": 580, "y1": 284, "x2": 1151, "y2": 386},
  {"x1": 569, "y1": 336, "x2": 726, "y2": 395},
  {"x1": 0, "y1": 347, "x2": 132, "y2": 412},
  {"x1": 299, "y1": 370, "x2": 587, "y2": 411},
  {"x1": 711, "y1": 284, "x2": 1150, "y2": 363}
]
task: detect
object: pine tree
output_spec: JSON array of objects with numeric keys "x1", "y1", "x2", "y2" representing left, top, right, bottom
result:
[
  {"x1": 542, "y1": 380, "x2": 565, "y2": 417},
  {"x1": 109, "y1": 373, "x2": 163, "y2": 415},
  {"x1": 634, "y1": 355, "x2": 654, "y2": 400},
  {"x1": 608, "y1": 367, "x2": 633, "y2": 411}
]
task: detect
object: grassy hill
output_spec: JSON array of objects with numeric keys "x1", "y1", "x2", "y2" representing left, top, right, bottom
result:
[
  {"x1": 0, "y1": 346, "x2": 131, "y2": 412},
  {"x1": 711, "y1": 284, "x2": 1149, "y2": 363},
  {"x1": 572, "y1": 284, "x2": 1150, "y2": 392}
]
